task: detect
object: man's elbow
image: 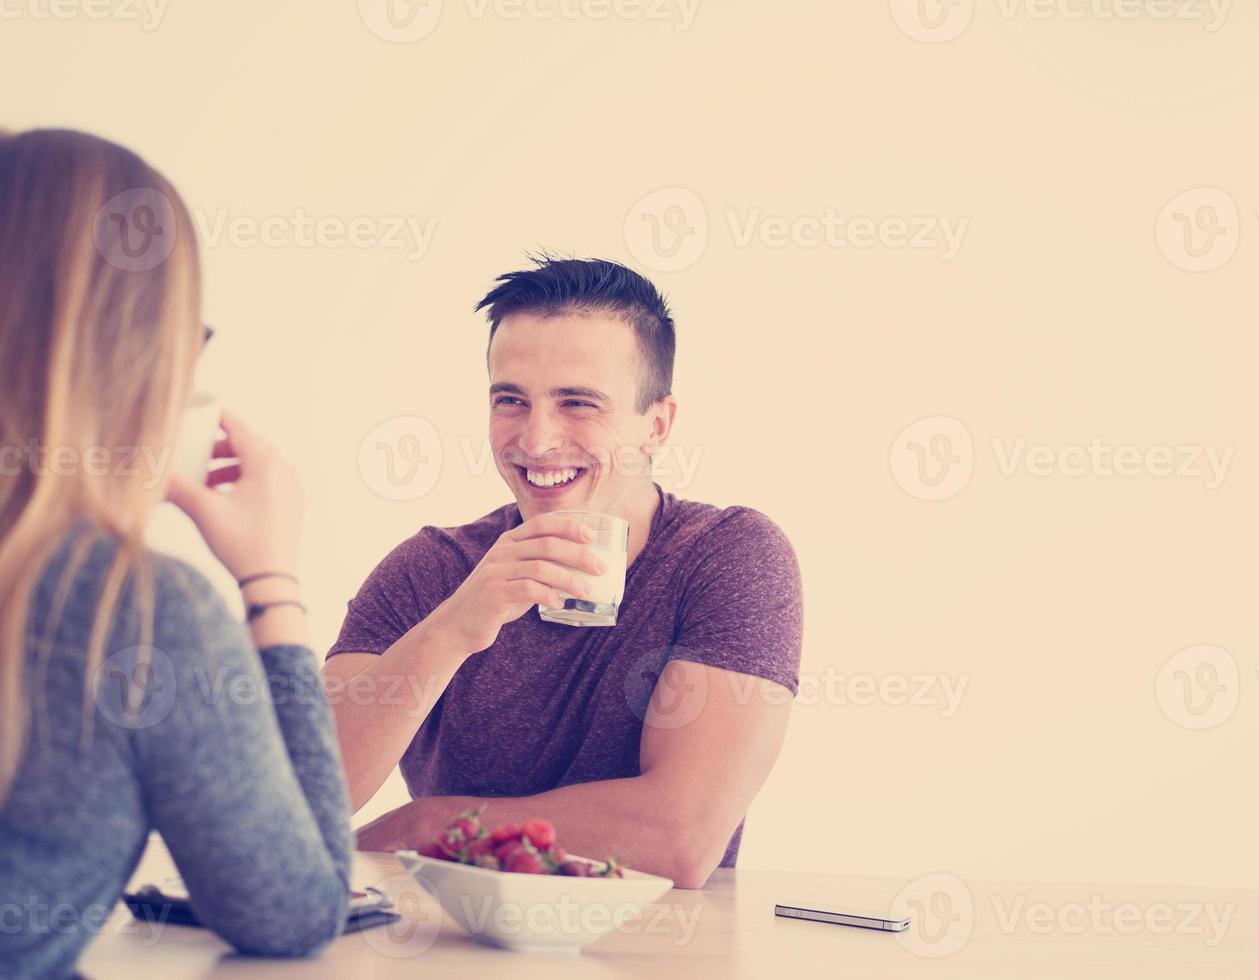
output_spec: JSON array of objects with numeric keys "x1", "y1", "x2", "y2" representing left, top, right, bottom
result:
[
  {"x1": 668, "y1": 859, "x2": 717, "y2": 890},
  {"x1": 661, "y1": 827, "x2": 727, "y2": 889}
]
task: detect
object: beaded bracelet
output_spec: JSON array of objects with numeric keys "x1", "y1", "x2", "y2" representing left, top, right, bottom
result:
[{"x1": 245, "y1": 600, "x2": 307, "y2": 622}]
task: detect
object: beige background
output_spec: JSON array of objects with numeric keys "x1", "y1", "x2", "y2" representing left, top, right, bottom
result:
[{"x1": 4, "y1": 0, "x2": 1255, "y2": 893}]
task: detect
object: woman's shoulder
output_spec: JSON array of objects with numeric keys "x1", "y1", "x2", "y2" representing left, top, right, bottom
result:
[{"x1": 38, "y1": 521, "x2": 241, "y2": 661}]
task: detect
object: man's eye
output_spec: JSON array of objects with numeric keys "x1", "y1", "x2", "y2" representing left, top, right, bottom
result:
[
  {"x1": 563, "y1": 400, "x2": 595, "y2": 409},
  {"x1": 494, "y1": 396, "x2": 524, "y2": 406}
]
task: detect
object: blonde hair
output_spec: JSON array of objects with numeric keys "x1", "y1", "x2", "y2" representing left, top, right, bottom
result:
[{"x1": 0, "y1": 129, "x2": 202, "y2": 804}]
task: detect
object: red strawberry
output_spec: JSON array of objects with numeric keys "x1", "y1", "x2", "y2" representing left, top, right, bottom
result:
[
  {"x1": 465, "y1": 837, "x2": 494, "y2": 860},
  {"x1": 436, "y1": 830, "x2": 467, "y2": 857},
  {"x1": 494, "y1": 840, "x2": 526, "y2": 864},
  {"x1": 549, "y1": 844, "x2": 567, "y2": 863},
  {"x1": 506, "y1": 849, "x2": 545, "y2": 874},
  {"x1": 417, "y1": 841, "x2": 449, "y2": 860},
  {"x1": 490, "y1": 823, "x2": 523, "y2": 845},
  {"x1": 559, "y1": 860, "x2": 591, "y2": 877},
  {"x1": 446, "y1": 817, "x2": 480, "y2": 842},
  {"x1": 521, "y1": 818, "x2": 555, "y2": 849}
]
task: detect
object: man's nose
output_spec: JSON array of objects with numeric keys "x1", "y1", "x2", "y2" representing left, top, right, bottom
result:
[{"x1": 518, "y1": 409, "x2": 563, "y2": 459}]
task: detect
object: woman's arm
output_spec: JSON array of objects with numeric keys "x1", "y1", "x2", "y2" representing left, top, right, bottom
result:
[{"x1": 129, "y1": 571, "x2": 352, "y2": 957}]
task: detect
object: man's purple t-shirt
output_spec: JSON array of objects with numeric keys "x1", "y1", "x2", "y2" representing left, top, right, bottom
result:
[{"x1": 328, "y1": 484, "x2": 802, "y2": 866}]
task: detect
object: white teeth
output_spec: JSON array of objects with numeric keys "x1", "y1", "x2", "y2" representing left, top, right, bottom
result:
[{"x1": 526, "y1": 467, "x2": 579, "y2": 488}]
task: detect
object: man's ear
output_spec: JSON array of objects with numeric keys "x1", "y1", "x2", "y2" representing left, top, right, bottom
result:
[{"x1": 642, "y1": 395, "x2": 677, "y2": 454}]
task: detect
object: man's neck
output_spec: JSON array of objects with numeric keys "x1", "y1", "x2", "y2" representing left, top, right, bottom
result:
[{"x1": 619, "y1": 479, "x2": 661, "y2": 567}]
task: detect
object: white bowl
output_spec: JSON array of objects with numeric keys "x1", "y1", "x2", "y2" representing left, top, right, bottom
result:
[{"x1": 395, "y1": 851, "x2": 674, "y2": 953}]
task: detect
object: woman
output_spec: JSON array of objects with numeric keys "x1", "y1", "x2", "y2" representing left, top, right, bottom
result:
[{"x1": 0, "y1": 129, "x2": 352, "y2": 977}]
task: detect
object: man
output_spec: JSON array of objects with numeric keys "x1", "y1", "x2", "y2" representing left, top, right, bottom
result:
[{"x1": 325, "y1": 257, "x2": 801, "y2": 888}]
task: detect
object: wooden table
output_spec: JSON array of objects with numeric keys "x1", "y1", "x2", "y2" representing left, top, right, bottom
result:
[{"x1": 78, "y1": 837, "x2": 1257, "y2": 978}]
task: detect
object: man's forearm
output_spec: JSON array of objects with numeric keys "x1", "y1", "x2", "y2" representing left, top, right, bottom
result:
[
  {"x1": 354, "y1": 773, "x2": 728, "y2": 888},
  {"x1": 323, "y1": 606, "x2": 470, "y2": 811}
]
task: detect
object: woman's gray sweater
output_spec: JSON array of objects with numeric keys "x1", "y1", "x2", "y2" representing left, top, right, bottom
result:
[{"x1": 0, "y1": 526, "x2": 353, "y2": 979}]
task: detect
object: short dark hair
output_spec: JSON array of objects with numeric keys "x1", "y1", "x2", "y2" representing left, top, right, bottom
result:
[{"x1": 475, "y1": 255, "x2": 675, "y2": 414}]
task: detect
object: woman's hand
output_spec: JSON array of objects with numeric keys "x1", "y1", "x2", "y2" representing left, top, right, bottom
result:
[{"x1": 166, "y1": 410, "x2": 303, "y2": 581}]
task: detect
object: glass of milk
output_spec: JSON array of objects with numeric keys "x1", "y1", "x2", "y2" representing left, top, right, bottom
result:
[{"x1": 537, "y1": 510, "x2": 630, "y2": 627}]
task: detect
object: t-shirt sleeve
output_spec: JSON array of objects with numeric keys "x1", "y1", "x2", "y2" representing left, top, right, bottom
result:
[
  {"x1": 326, "y1": 528, "x2": 464, "y2": 659},
  {"x1": 671, "y1": 508, "x2": 802, "y2": 695}
]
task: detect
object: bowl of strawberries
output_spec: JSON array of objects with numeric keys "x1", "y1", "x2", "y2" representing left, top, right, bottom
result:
[{"x1": 395, "y1": 807, "x2": 674, "y2": 953}]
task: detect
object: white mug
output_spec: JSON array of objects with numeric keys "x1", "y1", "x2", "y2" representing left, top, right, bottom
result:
[{"x1": 169, "y1": 392, "x2": 222, "y2": 486}]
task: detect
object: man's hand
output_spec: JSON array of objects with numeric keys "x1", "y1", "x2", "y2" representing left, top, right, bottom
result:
[
  {"x1": 435, "y1": 512, "x2": 607, "y2": 654},
  {"x1": 354, "y1": 798, "x2": 442, "y2": 853}
]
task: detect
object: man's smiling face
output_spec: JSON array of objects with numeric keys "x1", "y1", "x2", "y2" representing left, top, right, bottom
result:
[{"x1": 488, "y1": 309, "x2": 670, "y2": 520}]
